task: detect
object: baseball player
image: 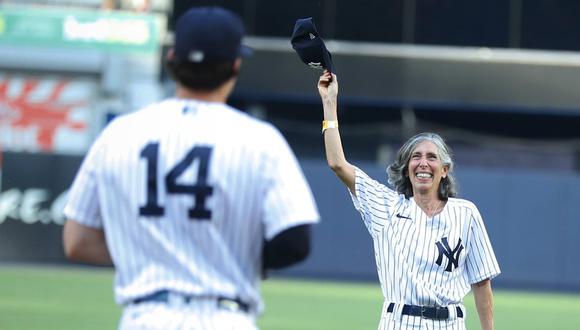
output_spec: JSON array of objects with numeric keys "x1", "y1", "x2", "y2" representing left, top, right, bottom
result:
[
  {"x1": 62, "y1": 7, "x2": 319, "y2": 330},
  {"x1": 317, "y1": 70, "x2": 500, "y2": 330}
]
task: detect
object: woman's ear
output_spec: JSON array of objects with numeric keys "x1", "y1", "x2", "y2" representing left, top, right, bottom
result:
[{"x1": 442, "y1": 165, "x2": 449, "y2": 179}]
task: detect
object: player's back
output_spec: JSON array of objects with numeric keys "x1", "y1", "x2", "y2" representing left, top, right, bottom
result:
[{"x1": 93, "y1": 99, "x2": 297, "y2": 307}]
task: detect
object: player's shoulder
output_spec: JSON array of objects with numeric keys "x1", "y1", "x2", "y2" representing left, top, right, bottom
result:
[
  {"x1": 218, "y1": 104, "x2": 286, "y2": 145},
  {"x1": 222, "y1": 104, "x2": 278, "y2": 132},
  {"x1": 102, "y1": 100, "x2": 168, "y2": 130}
]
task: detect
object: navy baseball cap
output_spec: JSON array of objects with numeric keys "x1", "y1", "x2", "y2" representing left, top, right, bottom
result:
[
  {"x1": 174, "y1": 7, "x2": 252, "y2": 63},
  {"x1": 291, "y1": 17, "x2": 334, "y2": 72}
]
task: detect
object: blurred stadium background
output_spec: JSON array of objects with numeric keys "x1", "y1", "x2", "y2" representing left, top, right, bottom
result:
[{"x1": 1, "y1": 0, "x2": 580, "y2": 329}]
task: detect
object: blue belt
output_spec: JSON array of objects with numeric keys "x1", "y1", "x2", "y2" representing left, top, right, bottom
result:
[
  {"x1": 387, "y1": 303, "x2": 463, "y2": 320},
  {"x1": 132, "y1": 290, "x2": 250, "y2": 313}
]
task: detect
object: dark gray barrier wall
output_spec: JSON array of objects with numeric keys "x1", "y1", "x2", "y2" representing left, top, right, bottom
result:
[
  {"x1": 458, "y1": 166, "x2": 580, "y2": 291},
  {"x1": 1, "y1": 153, "x2": 579, "y2": 291},
  {"x1": 0, "y1": 152, "x2": 82, "y2": 262}
]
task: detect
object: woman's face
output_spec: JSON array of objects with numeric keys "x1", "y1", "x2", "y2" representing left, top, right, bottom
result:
[{"x1": 406, "y1": 140, "x2": 448, "y2": 197}]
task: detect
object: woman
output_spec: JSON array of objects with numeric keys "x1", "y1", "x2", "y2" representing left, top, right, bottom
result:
[{"x1": 317, "y1": 70, "x2": 500, "y2": 330}]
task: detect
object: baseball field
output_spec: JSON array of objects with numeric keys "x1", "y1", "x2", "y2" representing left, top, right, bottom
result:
[{"x1": 1, "y1": 265, "x2": 579, "y2": 330}]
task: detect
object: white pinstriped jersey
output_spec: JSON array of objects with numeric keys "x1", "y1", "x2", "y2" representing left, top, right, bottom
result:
[
  {"x1": 63, "y1": 98, "x2": 319, "y2": 315},
  {"x1": 350, "y1": 167, "x2": 500, "y2": 329}
]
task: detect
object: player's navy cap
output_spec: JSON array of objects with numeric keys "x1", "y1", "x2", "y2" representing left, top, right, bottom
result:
[
  {"x1": 291, "y1": 17, "x2": 334, "y2": 72},
  {"x1": 174, "y1": 7, "x2": 252, "y2": 63}
]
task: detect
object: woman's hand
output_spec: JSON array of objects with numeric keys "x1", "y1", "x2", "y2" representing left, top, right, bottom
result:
[{"x1": 317, "y1": 70, "x2": 338, "y2": 102}]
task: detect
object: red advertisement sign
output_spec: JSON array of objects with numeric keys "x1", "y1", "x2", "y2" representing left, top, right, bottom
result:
[{"x1": 0, "y1": 75, "x2": 94, "y2": 153}]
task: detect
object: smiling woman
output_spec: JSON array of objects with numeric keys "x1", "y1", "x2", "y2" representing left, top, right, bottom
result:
[
  {"x1": 386, "y1": 133, "x2": 458, "y2": 214},
  {"x1": 316, "y1": 70, "x2": 501, "y2": 330}
]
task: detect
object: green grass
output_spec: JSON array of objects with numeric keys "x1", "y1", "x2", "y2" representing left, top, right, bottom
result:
[{"x1": 0, "y1": 266, "x2": 579, "y2": 329}]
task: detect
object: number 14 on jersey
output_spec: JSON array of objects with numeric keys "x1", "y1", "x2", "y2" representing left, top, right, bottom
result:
[{"x1": 139, "y1": 142, "x2": 214, "y2": 220}]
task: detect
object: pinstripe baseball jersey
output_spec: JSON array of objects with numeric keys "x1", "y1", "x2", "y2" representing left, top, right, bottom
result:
[
  {"x1": 63, "y1": 98, "x2": 319, "y2": 315},
  {"x1": 350, "y1": 166, "x2": 500, "y2": 329}
]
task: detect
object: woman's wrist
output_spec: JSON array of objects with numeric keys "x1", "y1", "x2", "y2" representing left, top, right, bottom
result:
[{"x1": 322, "y1": 97, "x2": 337, "y2": 108}]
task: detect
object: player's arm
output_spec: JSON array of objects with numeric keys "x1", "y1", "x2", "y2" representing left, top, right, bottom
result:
[
  {"x1": 63, "y1": 219, "x2": 113, "y2": 266},
  {"x1": 317, "y1": 71, "x2": 356, "y2": 194},
  {"x1": 472, "y1": 278, "x2": 494, "y2": 330},
  {"x1": 262, "y1": 224, "x2": 311, "y2": 274}
]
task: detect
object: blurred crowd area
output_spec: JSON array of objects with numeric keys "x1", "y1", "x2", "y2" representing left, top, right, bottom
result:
[
  {"x1": 1, "y1": 0, "x2": 580, "y2": 173},
  {"x1": 0, "y1": 0, "x2": 161, "y2": 12},
  {"x1": 5, "y1": 0, "x2": 580, "y2": 49}
]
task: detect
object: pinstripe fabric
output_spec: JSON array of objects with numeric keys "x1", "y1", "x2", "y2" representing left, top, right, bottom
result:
[
  {"x1": 378, "y1": 313, "x2": 466, "y2": 330},
  {"x1": 63, "y1": 99, "x2": 319, "y2": 325},
  {"x1": 350, "y1": 167, "x2": 500, "y2": 330},
  {"x1": 119, "y1": 300, "x2": 259, "y2": 330}
]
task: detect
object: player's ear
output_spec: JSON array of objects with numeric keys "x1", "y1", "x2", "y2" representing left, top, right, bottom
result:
[
  {"x1": 233, "y1": 58, "x2": 242, "y2": 75},
  {"x1": 166, "y1": 48, "x2": 176, "y2": 62}
]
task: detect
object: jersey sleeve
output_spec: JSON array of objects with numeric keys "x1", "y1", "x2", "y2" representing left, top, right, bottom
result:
[
  {"x1": 349, "y1": 166, "x2": 400, "y2": 236},
  {"x1": 465, "y1": 205, "x2": 501, "y2": 284},
  {"x1": 260, "y1": 128, "x2": 319, "y2": 240},
  {"x1": 63, "y1": 132, "x2": 106, "y2": 228}
]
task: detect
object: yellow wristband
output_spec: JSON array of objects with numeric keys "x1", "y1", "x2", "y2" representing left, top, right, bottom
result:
[{"x1": 322, "y1": 120, "x2": 338, "y2": 134}]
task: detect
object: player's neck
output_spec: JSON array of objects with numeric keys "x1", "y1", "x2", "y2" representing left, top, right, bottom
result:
[
  {"x1": 175, "y1": 87, "x2": 226, "y2": 103},
  {"x1": 175, "y1": 79, "x2": 236, "y2": 103}
]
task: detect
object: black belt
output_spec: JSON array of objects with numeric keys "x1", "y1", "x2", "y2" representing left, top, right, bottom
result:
[
  {"x1": 387, "y1": 303, "x2": 463, "y2": 320},
  {"x1": 132, "y1": 290, "x2": 250, "y2": 313}
]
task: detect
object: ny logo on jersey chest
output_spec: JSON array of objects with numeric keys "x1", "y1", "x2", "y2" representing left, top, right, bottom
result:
[{"x1": 435, "y1": 237, "x2": 464, "y2": 272}]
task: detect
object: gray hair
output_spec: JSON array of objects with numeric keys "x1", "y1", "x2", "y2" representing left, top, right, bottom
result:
[{"x1": 386, "y1": 132, "x2": 458, "y2": 199}]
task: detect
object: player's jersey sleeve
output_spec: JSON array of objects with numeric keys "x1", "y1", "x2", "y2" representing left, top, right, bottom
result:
[
  {"x1": 63, "y1": 131, "x2": 106, "y2": 228},
  {"x1": 260, "y1": 127, "x2": 319, "y2": 240},
  {"x1": 349, "y1": 166, "x2": 400, "y2": 236},
  {"x1": 465, "y1": 205, "x2": 501, "y2": 284}
]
